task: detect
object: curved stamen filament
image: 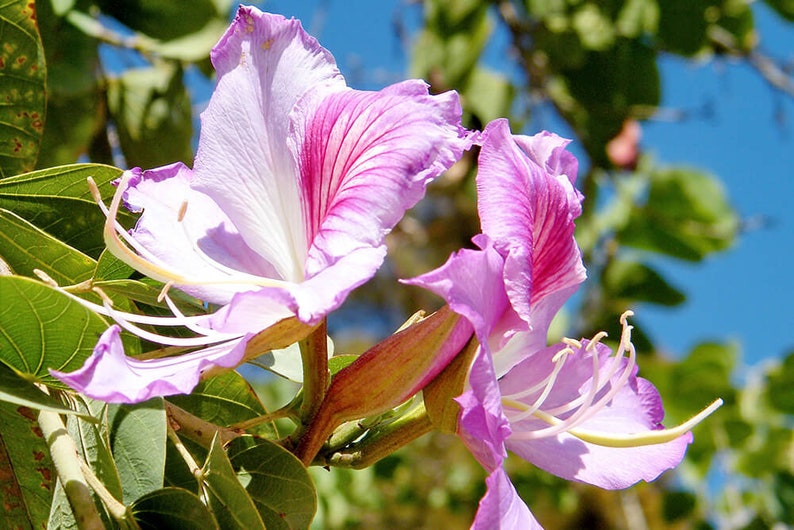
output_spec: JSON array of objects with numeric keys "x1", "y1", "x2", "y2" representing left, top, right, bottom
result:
[
  {"x1": 520, "y1": 399, "x2": 724, "y2": 447},
  {"x1": 88, "y1": 176, "x2": 289, "y2": 290},
  {"x1": 502, "y1": 345, "x2": 573, "y2": 423},
  {"x1": 502, "y1": 312, "x2": 646, "y2": 440}
]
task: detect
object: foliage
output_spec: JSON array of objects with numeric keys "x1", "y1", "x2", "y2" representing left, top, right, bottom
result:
[{"x1": 0, "y1": 0, "x2": 790, "y2": 529}]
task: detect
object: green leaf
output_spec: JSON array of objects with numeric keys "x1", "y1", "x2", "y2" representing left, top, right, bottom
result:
[
  {"x1": 107, "y1": 63, "x2": 194, "y2": 168},
  {"x1": 203, "y1": 434, "x2": 266, "y2": 530},
  {"x1": 0, "y1": 275, "x2": 110, "y2": 383},
  {"x1": 462, "y1": 68, "x2": 515, "y2": 126},
  {"x1": 0, "y1": 163, "x2": 129, "y2": 258},
  {"x1": 765, "y1": 351, "x2": 794, "y2": 415},
  {"x1": 228, "y1": 436, "x2": 317, "y2": 530},
  {"x1": 0, "y1": 0, "x2": 47, "y2": 177},
  {"x1": 764, "y1": 0, "x2": 794, "y2": 21},
  {"x1": 657, "y1": 0, "x2": 710, "y2": 56},
  {"x1": 131, "y1": 487, "x2": 219, "y2": 530},
  {"x1": 602, "y1": 259, "x2": 685, "y2": 306},
  {"x1": 96, "y1": 0, "x2": 226, "y2": 42},
  {"x1": 0, "y1": 207, "x2": 96, "y2": 284},
  {"x1": 0, "y1": 400, "x2": 55, "y2": 528},
  {"x1": 0, "y1": 362, "x2": 96, "y2": 420},
  {"x1": 619, "y1": 168, "x2": 739, "y2": 261},
  {"x1": 166, "y1": 371, "x2": 277, "y2": 438},
  {"x1": 94, "y1": 249, "x2": 135, "y2": 281},
  {"x1": 107, "y1": 399, "x2": 167, "y2": 503},
  {"x1": 66, "y1": 397, "x2": 124, "y2": 502}
]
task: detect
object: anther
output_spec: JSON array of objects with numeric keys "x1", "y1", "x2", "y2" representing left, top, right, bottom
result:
[{"x1": 177, "y1": 201, "x2": 188, "y2": 222}]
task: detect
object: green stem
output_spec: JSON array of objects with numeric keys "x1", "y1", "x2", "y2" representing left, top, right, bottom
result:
[
  {"x1": 324, "y1": 403, "x2": 434, "y2": 469},
  {"x1": 298, "y1": 319, "x2": 329, "y2": 425},
  {"x1": 37, "y1": 410, "x2": 105, "y2": 530},
  {"x1": 166, "y1": 422, "x2": 207, "y2": 502}
]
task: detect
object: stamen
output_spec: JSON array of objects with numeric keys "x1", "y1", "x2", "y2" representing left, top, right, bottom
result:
[
  {"x1": 33, "y1": 269, "x2": 59, "y2": 287},
  {"x1": 95, "y1": 170, "x2": 289, "y2": 290},
  {"x1": 502, "y1": 344, "x2": 574, "y2": 422},
  {"x1": 177, "y1": 200, "x2": 188, "y2": 222},
  {"x1": 158, "y1": 281, "x2": 174, "y2": 303},
  {"x1": 528, "y1": 398, "x2": 724, "y2": 448}
]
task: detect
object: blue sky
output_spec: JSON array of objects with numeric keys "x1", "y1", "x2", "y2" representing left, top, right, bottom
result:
[{"x1": 258, "y1": 0, "x2": 793, "y2": 367}]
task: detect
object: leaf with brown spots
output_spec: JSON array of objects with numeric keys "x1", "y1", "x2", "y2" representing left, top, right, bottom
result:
[
  {"x1": 0, "y1": 0, "x2": 47, "y2": 177},
  {"x1": 0, "y1": 400, "x2": 54, "y2": 529}
]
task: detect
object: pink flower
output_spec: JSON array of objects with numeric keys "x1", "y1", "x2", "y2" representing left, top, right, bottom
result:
[
  {"x1": 52, "y1": 6, "x2": 472, "y2": 403},
  {"x1": 406, "y1": 119, "x2": 719, "y2": 528}
]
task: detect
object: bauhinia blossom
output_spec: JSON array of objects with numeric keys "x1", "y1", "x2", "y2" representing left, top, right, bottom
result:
[
  {"x1": 406, "y1": 119, "x2": 721, "y2": 529},
  {"x1": 51, "y1": 6, "x2": 472, "y2": 403}
]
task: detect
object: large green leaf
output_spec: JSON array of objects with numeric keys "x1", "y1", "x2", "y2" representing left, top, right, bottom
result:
[
  {"x1": 96, "y1": 0, "x2": 228, "y2": 42},
  {"x1": 131, "y1": 487, "x2": 219, "y2": 530},
  {"x1": 0, "y1": 163, "x2": 129, "y2": 258},
  {"x1": 618, "y1": 168, "x2": 739, "y2": 261},
  {"x1": 166, "y1": 371, "x2": 277, "y2": 438},
  {"x1": 203, "y1": 435, "x2": 266, "y2": 530},
  {"x1": 227, "y1": 436, "x2": 317, "y2": 530},
  {"x1": 0, "y1": 362, "x2": 96, "y2": 420},
  {"x1": 0, "y1": 0, "x2": 46, "y2": 177},
  {"x1": 107, "y1": 399, "x2": 167, "y2": 504},
  {"x1": 0, "y1": 400, "x2": 55, "y2": 529},
  {"x1": 0, "y1": 275, "x2": 109, "y2": 383},
  {"x1": 0, "y1": 208, "x2": 96, "y2": 284}
]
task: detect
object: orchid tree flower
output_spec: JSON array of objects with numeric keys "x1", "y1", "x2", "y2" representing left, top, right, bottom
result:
[
  {"x1": 406, "y1": 119, "x2": 721, "y2": 528},
  {"x1": 52, "y1": 6, "x2": 472, "y2": 403}
]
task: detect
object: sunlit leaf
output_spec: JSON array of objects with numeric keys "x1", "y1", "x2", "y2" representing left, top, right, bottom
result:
[
  {"x1": 0, "y1": 275, "x2": 109, "y2": 383},
  {"x1": 0, "y1": 163, "x2": 128, "y2": 258},
  {"x1": 0, "y1": 0, "x2": 47, "y2": 177},
  {"x1": 0, "y1": 208, "x2": 96, "y2": 284},
  {"x1": 0, "y1": 362, "x2": 96, "y2": 420}
]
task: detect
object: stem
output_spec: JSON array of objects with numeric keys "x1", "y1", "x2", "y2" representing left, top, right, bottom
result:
[
  {"x1": 298, "y1": 319, "x2": 329, "y2": 425},
  {"x1": 166, "y1": 422, "x2": 207, "y2": 502},
  {"x1": 324, "y1": 404, "x2": 433, "y2": 469},
  {"x1": 164, "y1": 401, "x2": 240, "y2": 448},
  {"x1": 37, "y1": 410, "x2": 105, "y2": 530},
  {"x1": 78, "y1": 460, "x2": 128, "y2": 521}
]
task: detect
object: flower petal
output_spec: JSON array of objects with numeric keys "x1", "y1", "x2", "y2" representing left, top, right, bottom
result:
[
  {"x1": 403, "y1": 235, "x2": 508, "y2": 342},
  {"x1": 193, "y1": 6, "x2": 345, "y2": 282},
  {"x1": 472, "y1": 468, "x2": 540, "y2": 530},
  {"x1": 122, "y1": 162, "x2": 276, "y2": 304},
  {"x1": 294, "y1": 80, "x2": 471, "y2": 275},
  {"x1": 50, "y1": 326, "x2": 248, "y2": 403},
  {"x1": 456, "y1": 345, "x2": 512, "y2": 473},
  {"x1": 477, "y1": 119, "x2": 586, "y2": 346},
  {"x1": 503, "y1": 341, "x2": 692, "y2": 489}
]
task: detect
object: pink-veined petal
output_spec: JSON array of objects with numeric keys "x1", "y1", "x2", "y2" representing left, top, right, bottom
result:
[
  {"x1": 50, "y1": 326, "x2": 248, "y2": 403},
  {"x1": 477, "y1": 119, "x2": 586, "y2": 345},
  {"x1": 193, "y1": 7, "x2": 346, "y2": 282},
  {"x1": 294, "y1": 80, "x2": 472, "y2": 280},
  {"x1": 502, "y1": 341, "x2": 692, "y2": 489},
  {"x1": 472, "y1": 468, "x2": 540, "y2": 530}
]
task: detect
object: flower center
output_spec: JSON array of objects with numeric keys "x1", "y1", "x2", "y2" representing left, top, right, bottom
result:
[{"x1": 500, "y1": 311, "x2": 722, "y2": 447}]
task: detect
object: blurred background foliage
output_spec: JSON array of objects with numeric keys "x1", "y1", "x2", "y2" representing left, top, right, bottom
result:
[{"x1": 1, "y1": 0, "x2": 792, "y2": 528}]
